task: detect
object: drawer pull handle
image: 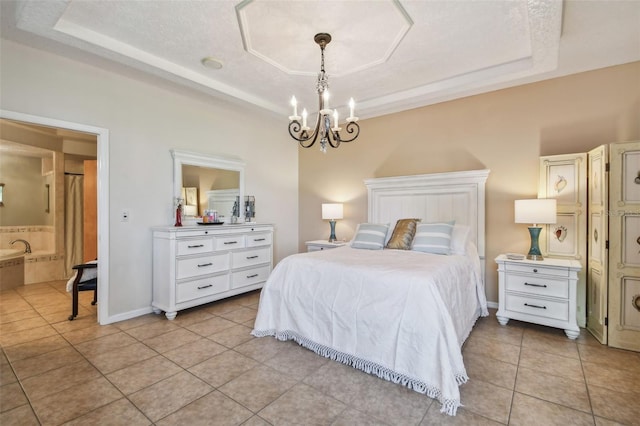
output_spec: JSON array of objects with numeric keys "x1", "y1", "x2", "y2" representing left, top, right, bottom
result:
[
  {"x1": 254, "y1": 238, "x2": 266, "y2": 242},
  {"x1": 188, "y1": 244, "x2": 205, "y2": 248},
  {"x1": 197, "y1": 262, "x2": 213, "y2": 267},
  {"x1": 197, "y1": 284, "x2": 213, "y2": 290},
  {"x1": 525, "y1": 282, "x2": 547, "y2": 288},
  {"x1": 533, "y1": 269, "x2": 538, "y2": 273},
  {"x1": 224, "y1": 241, "x2": 238, "y2": 245},
  {"x1": 246, "y1": 255, "x2": 259, "y2": 259},
  {"x1": 246, "y1": 274, "x2": 259, "y2": 278},
  {"x1": 524, "y1": 303, "x2": 547, "y2": 309}
]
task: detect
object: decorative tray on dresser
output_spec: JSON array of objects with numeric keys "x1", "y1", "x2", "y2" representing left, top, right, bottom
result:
[
  {"x1": 152, "y1": 223, "x2": 273, "y2": 320},
  {"x1": 495, "y1": 254, "x2": 582, "y2": 339}
]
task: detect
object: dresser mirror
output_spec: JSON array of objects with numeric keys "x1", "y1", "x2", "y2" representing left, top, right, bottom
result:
[{"x1": 171, "y1": 149, "x2": 245, "y2": 221}]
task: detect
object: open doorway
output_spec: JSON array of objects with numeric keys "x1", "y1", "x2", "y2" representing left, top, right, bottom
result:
[{"x1": 0, "y1": 110, "x2": 110, "y2": 324}]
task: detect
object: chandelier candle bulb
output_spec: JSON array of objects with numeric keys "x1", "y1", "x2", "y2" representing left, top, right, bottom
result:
[
  {"x1": 332, "y1": 109, "x2": 340, "y2": 130},
  {"x1": 347, "y1": 97, "x2": 359, "y2": 122},
  {"x1": 320, "y1": 91, "x2": 331, "y2": 114},
  {"x1": 302, "y1": 108, "x2": 308, "y2": 129},
  {"x1": 289, "y1": 96, "x2": 300, "y2": 121}
]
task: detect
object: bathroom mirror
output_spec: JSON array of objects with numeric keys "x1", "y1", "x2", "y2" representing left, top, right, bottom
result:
[{"x1": 171, "y1": 149, "x2": 245, "y2": 221}]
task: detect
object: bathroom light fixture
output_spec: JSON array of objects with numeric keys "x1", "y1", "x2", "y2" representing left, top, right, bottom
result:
[
  {"x1": 322, "y1": 203, "x2": 343, "y2": 242},
  {"x1": 288, "y1": 33, "x2": 360, "y2": 153},
  {"x1": 514, "y1": 198, "x2": 557, "y2": 261}
]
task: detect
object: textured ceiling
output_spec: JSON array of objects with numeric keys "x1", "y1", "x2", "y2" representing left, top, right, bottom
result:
[{"x1": 1, "y1": 0, "x2": 639, "y2": 121}]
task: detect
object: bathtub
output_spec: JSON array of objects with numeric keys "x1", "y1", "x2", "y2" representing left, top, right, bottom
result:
[
  {"x1": 0, "y1": 249, "x2": 25, "y2": 290},
  {"x1": 0, "y1": 248, "x2": 25, "y2": 260}
]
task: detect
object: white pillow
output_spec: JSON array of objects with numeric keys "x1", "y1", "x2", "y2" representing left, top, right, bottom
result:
[
  {"x1": 412, "y1": 220, "x2": 455, "y2": 255},
  {"x1": 351, "y1": 223, "x2": 389, "y2": 250},
  {"x1": 450, "y1": 224, "x2": 471, "y2": 255}
]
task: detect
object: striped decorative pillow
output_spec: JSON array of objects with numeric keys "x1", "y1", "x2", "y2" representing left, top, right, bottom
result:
[
  {"x1": 350, "y1": 223, "x2": 389, "y2": 250},
  {"x1": 412, "y1": 221, "x2": 456, "y2": 255}
]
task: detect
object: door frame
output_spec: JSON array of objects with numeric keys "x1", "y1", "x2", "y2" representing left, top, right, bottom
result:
[{"x1": 1, "y1": 109, "x2": 110, "y2": 325}]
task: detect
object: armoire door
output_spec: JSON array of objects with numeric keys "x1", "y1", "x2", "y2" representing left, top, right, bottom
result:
[
  {"x1": 608, "y1": 141, "x2": 640, "y2": 351},
  {"x1": 586, "y1": 145, "x2": 608, "y2": 344},
  {"x1": 539, "y1": 153, "x2": 587, "y2": 327}
]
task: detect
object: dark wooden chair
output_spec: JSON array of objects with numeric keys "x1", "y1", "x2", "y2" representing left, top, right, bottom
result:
[{"x1": 68, "y1": 262, "x2": 97, "y2": 321}]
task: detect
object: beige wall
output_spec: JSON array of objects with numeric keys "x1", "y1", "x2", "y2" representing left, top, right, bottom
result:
[
  {"x1": 0, "y1": 40, "x2": 298, "y2": 321},
  {"x1": 299, "y1": 61, "x2": 640, "y2": 305}
]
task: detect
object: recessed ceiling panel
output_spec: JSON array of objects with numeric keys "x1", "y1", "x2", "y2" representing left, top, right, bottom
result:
[{"x1": 236, "y1": 0, "x2": 413, "y2": 76}]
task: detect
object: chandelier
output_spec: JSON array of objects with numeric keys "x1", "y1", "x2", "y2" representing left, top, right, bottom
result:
[{"x1": 288, "y1": 33, "x2": 360, "y2": 153}]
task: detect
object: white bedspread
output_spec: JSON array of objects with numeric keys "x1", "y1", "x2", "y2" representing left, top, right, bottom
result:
[{"x1": 252, "y1": 245, "x2": 488, "y2": 415}]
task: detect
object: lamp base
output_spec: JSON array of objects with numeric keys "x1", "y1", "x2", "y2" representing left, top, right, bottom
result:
[
  {"x1": 527, "y1": 254, "x2": 545, "y2": 261},
  {"x1": 526, "y1": 226, "x2": 544, "y2": 261},
  {"x1": 328, "y1": 220, "x2": 337, "y2": 243}
]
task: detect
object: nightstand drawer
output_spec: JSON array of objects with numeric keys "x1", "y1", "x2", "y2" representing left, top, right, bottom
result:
[
  {"x1": 505, "y1": 263, "x2": 569, "y2": 278},
  {"x1": 505, "y1": 294, "x2": 569, "y2": 321},
  {"x1": 505, "y1": 274, "x2": 568, "y2": 299}
]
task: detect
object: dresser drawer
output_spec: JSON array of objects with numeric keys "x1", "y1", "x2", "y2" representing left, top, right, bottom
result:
[
  {"x1": 246, "y1": 232, "x2": 272, "y2": 247},
  {"x1": 505, "y1": 263, "x2": 568, "y2": 278},
  {"x1": 505, "y1": 294, "x2": 569, "y2": 321},
  {"x1": 505, "y1": 274, "x2": 568, "y2": 299},
  {"x1": 231, "y1": 265, "x2": 270, "y2": 289},
  {"x1": 177, "y1": 238, "x2": 214, "y2": 256},
  {"x1": 176, "y1": 253, "x2": 229, "y2": 280},
  {"x1": 176, "y1": 274, "x2": 229, "y2": 303},
  {"x1": 232, "y1": 247, "x2": 270, "y2": 269},
  {"x1": 215, "y1": 235, "x2": 246, "y2": 251}
]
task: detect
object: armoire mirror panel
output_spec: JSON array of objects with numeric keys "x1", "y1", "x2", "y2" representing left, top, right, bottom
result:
[{"x1": 171, "y1": 149, "x2": 245, "y2": 221}]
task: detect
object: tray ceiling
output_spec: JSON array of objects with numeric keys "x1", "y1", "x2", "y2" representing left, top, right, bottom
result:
[{"x1": 1, "y1": 0, "x2": 639, "y2": 120}]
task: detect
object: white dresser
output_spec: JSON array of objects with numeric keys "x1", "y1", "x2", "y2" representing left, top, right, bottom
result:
[
  {"x1": 495, "y1": 255, "x2": 581, "y2": 339},
  {"x1": 152, "y1": 223, "x2": 273, "y2": 320}
]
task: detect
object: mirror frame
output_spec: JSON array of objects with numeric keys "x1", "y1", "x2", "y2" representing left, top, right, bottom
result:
[{"x1": 171, "y1": 149, "x2": 245, "y2": 220}]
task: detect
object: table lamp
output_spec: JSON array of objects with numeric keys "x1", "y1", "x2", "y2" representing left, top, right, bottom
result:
[
  {"x1": 322, "y1": 203, "x2": 343, "y2": 243},
  {"x1": 514, "y1": 198, "x2": 557, "y2": 261}
]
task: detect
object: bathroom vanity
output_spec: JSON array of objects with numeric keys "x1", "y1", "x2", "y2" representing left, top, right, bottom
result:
[{"x1": 151, "y1": 223, "x2": 273, "y2": 320}]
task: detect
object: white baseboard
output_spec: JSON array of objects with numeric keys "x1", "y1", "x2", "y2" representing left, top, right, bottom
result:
[
  {"x1": 486, "y1": 301, "x2": 498, "y2": 309},
  {"x1": 101, "y1": 306, "x2": 154, "y2": 325}
]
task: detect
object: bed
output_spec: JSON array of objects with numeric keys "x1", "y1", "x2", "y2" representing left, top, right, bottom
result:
[{"x1": 252, "y1": 169, "x2": 490, "y2": 415}]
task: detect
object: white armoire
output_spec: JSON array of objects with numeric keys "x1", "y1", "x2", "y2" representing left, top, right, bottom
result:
[{"x1": 539, "y1": 141, "x2": 640, "y2": 352}]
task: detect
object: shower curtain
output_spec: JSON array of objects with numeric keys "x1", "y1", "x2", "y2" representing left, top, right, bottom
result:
[{"x1": 65, "y1": 174, "x2": 84, "y2": 277}]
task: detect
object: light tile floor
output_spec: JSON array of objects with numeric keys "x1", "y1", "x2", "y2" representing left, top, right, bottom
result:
[{"x1": 1, "y1": 280, "x2": 639, "y2": 425}]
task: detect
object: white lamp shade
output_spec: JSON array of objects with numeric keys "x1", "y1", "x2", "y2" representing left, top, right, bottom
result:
[
  {"x1": 514, "y1": 199, "x2": 557, "y2": 224},
  {"x1": 322, "y1": 203, "x2": 343, "y2": 220}
]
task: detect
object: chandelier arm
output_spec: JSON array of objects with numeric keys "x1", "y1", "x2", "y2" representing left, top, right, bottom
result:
[
  {"x1": 300, "y1": 126, "x2": 320, "y2": 148},
  {"x1": 335, "y1": 122, "x2": 360, "y2": 143},
  {"x1": 288, "y1": 120, "x2": 310, "y2": 143},
  {"x1": 326, "y1": 130, "x2": 341, "y2": 149}
]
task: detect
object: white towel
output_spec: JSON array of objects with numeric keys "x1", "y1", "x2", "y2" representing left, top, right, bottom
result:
[{"x1": 66, "y1": 260, "x2": 98, "y2": 292}]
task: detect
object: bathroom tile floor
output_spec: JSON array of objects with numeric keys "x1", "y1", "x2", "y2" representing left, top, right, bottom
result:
[{"x1": 1, "y1": 280, "x2": 639, "y2": 425}]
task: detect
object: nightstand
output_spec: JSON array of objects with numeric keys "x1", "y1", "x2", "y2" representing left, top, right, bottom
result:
[
  {"x1": 305, "y1": 240, "x2": 347, "y2": 252},
  {"x1": 495, "y1": 254, "x2": 581, "y2": 339}
]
